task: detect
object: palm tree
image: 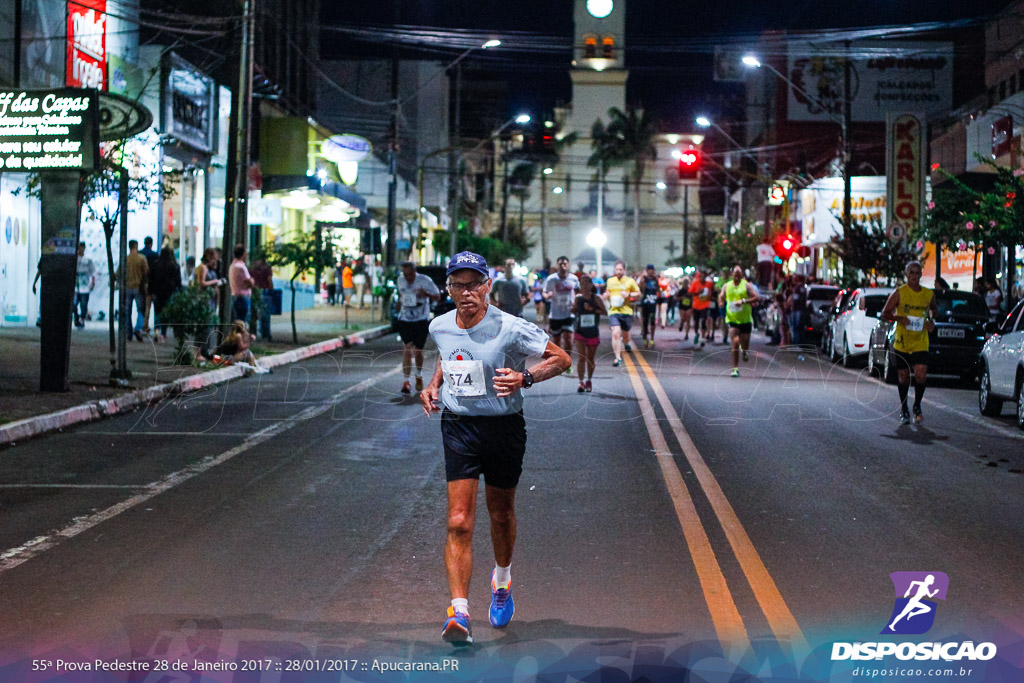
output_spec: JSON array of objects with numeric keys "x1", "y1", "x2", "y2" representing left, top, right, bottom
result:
[
  {"x1": 508, "y1": 161, "x2": 538, "y2": 241},
  {"x1": 589, "y1": 106, "x2": 658, "y2": 266}
]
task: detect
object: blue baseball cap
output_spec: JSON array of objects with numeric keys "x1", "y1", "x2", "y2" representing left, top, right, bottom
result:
[{"x1": 446, "y1": 251, "x2": 489, "y2": 278}]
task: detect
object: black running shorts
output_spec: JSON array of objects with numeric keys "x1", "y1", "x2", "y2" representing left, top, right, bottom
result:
[
  {"x1": 549, "y1": 316, "x2": 574, "y2": 335},
  {"x1": 441, "y1": 410, "x2": 527, "y2": 489},
  {"x1": 889, "y1": 348, "x2": 929, "y2": 370},
  {"x1": 728, "y1": 322, "x2": 753, "y2": 335},
  {"x1": 395, "y1": 319, "x2": 430, "y2": 349}
]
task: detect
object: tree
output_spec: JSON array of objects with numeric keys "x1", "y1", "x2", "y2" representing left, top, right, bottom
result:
[
  {"x1": 918, "y1": 159, "x2": 1024, "y2": 300},
  {"x1": 507, "y1": 161, "x2": 537, "y2": 240},
  {"x1": 265, "y1": 231, "x2": 336, "y2": 344},
  {"x1": 589, "y1": 106, "x2": 658, "y2": 266},
  {"x1": 828, "y1": 220, "x2": 921, "y2": 287}
]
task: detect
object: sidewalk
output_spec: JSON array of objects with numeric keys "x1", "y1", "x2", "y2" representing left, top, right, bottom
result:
[{"x1": 0, "y1": 302, "x2": 390, "y2": 430}]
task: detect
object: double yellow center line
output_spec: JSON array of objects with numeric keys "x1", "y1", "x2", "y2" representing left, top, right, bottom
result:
[{"x1": 623, "y1": 349, "x2": 808, "y2": 655}]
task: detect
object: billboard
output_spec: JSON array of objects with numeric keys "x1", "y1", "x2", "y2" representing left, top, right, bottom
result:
[
  {"x1": 798, "y1": 176, "x2": 887, "y2": 246},
  {"x1": 886, "y1": 113, "x2": 926, "y2": 236},
  {"x1": 67, "y1": 0, "x2": 107, "y2": 89},
  {"x1": 786, "y1": 41, "x2": 953, "y2": 123},
  {"x1": 0, "y1": 89, "x2": 99, "y2": 171}
]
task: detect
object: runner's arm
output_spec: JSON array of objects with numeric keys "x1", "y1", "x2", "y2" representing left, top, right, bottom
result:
[
  {"x1": 881, "y1": 290, "x2": 905, "y2": 325},
  {"x1": 421, "y1": 359, "x2": 444, "y2": 415},
  {"x1": 493, "y1": 341, "x2": 571, "y2": 397},
  {"x1": 746, "y1": 282, "x2": 760, "y2": 304}
]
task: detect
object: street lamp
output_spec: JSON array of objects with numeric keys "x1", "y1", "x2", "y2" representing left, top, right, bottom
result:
[
  {"x1": 587, "y1": 227, "x2": 607, "y2": 278},
  {"x1": 742, "y1": 51, "x2": 852, "y2": 238},
  {"x1": 695, "y1": 115, "x2": 759, "y2": 166}
]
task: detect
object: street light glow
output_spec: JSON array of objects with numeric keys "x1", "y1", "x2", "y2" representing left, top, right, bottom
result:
[
  {"x1": 741, "y1": 54, "x2": 761, "y2": 68},
  {"x1": 695, "y1": 116, "x2": 711, "y2": 128},
  {"x1": 656, "y1": 181, "x2": 667, "y2": 190},
  {"x1": 515, "y1": 114, "x2": 531, "y2": 124},
  {"x1": 552, "y1": 186, "x2": 563, "y2": 194},
  {"x1": 482, "y1": 39, "x2": 501, "y2": 48},
  {"x1": 586, "y1": 228, "x2": 607, "y2": 248},
  {"x1": 543, "y1": 167, "x2": 553, "y2": 175}
]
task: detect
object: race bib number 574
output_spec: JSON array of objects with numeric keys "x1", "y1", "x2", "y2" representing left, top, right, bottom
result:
[{"x1": 442, "y1": 360, "x2": 486, "y2": 397}]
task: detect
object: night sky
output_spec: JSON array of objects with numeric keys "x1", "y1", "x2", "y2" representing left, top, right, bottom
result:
[{"x1": 322, "y1": 0, "x2": 1016, "y2": 131}]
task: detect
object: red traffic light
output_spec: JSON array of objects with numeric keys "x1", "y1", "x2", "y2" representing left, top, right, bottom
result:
[
  {"x1": 773, "y1": 232, "x2": 799, "y2": 258},
  {"x1": 678, "y1": 149, "x2": 701, "y2": 179}
]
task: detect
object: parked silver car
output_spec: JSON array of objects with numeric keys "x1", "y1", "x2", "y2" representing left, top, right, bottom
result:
[{"x1": 978, "y1": 299, "x2": 1024, "y2": 429}]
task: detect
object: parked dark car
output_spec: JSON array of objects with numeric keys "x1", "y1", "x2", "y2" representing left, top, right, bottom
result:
[
  {"x1": 820, "y1": 288, "x2": 852, "y2": 354},
  {"x1": 804, "y1": 285, "x2": 841, "y2": 338},
  {"x1": 866, "y1": 290, "x2": 990, "y2": 384}
]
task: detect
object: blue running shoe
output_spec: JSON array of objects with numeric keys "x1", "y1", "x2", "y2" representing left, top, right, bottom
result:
[
  {"x1": 442, "y1": 606, "x2": 473, "y2": 645},
  {"x1": 489, "y1": 571, "x2": 515, "y2": 628}
]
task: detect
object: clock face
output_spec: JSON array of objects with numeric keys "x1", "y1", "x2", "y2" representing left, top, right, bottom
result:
[{"x1": 587, "y1": 0, "x2": 613, "y2": 18}]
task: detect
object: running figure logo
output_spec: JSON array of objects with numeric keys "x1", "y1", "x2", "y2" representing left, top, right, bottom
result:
[{"x1": 881, "y1": 571, "x2": 949, "y2": 635}]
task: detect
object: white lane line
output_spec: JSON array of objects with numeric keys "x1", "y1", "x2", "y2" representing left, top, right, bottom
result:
[
  {"x1": 0, "y1": 484, "x2": 153, "y2": 490},
  {"x1": 829, "y1": 363, "x2": 1024, "y2": 441},
  {"x1": 0, "y1": 367, "x2": 401, "y2": 575}
]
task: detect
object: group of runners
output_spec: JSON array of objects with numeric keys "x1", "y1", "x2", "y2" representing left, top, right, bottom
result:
[{"x1": 393, "y1": 251, "x2": 936, "y2": 647}]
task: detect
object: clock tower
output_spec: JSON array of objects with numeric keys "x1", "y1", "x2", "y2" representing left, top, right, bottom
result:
[{"x1": 566, "y1": 0, "x2": 627, "y2": 136}]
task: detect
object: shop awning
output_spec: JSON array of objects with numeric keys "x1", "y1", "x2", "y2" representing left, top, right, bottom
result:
[{"x1": 262, "y1": 175, "x2": 367, "y2": 213}]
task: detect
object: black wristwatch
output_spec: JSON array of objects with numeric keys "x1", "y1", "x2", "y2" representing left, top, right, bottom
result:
[{"x1": 521, "y1": 368, "x2": 535, "y2": 389}]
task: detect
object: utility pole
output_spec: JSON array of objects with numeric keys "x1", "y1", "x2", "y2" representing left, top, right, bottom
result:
[
  {"x1": 221, "y1": 0, "x2": 254, "y2": 329},
  {"x1": 385, "y1": 0, "x2": 401, "y2": 267},
  {"x1": 449, "y1": 63, "x2": 462, "y2": 260},
  {"x1": 13, "y1": 0, "x2": 21, "y2": 86},
  {"x1": 682, "y1": 183, "x2": 690, "y2": 260},
  {"x1": 500, "y1": 141, "x2": 510, "y2": 241},
  {"x1": 842, "y1": 42, "x2": 853, "y2": 237},
  {"x1": 540, "y1": 170, "x2": 548, "y2": 264}
]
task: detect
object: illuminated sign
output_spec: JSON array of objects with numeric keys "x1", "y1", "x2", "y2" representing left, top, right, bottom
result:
[
  {"x1": 0, "y1": 89, "x2": 98, "y2": 171},
  {"x1": 886, "y1": 113, "x2": 925, "y2": 233},
  {"x1": 322, "y1": 134, "x2": 372, "y2": 163},
  {"x1": 67, "y1": 0, "x2": 107, "y2": 90}
]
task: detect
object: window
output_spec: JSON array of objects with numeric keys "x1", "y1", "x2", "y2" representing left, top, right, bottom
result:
[
  {"x1": 998, "y1": 301, "x2": 1023, "y2": 334},
  {"x1": 602, "y1": 36, "x2": 615, "y2": 60},
  {"x1": 1011, "y1": 74, "x2": 1018, "y2": 94},
  {"x1": 936, "y1": 293, "x2": 988, "y2": 317},
  {"x1": 583, "y1": 35, "x2": 597, "y2": 59},
  {"x1": 863, "y1": 295, "x2": 888, "y2": 318},
  {"x1": 1000, "y1": 80, "x2": 1007, "y2": 102}
]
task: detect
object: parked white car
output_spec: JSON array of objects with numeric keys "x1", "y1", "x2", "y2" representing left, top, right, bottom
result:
[
  {"x1": 829, "y1": 287, "x2": 894, "y2": 366},
  {"x1": 978, "y1": 299, "x2": 1024, "y2": 429}
]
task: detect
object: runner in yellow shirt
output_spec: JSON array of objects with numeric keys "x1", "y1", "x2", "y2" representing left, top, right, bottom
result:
[
  {"x1": 603, "y1": 260, "x2": 640, "y2": 367},
  {"x1": 881, "y1": 261, "x2": 937, "y2": 424}
]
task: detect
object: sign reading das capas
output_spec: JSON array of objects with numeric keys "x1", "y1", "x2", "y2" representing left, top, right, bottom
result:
[{"x1": 0, "y1": 89, "x2": 99, "y2": 172}]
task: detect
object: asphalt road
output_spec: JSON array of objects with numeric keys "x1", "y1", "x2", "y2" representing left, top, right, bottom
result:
[{"x1": 0, "y1": 318, "x2": 1021, "y2": 681}]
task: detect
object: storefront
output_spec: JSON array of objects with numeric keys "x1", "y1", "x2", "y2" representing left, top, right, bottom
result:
[
  {"x1": 798, "y1": 176, "x2": 888, "y2": 282},
  {"x1": 256, "y1": 116, "x2": 367, "y2": 310},
  {"x1": 0, "y1": 176, "x2": 41, "y2": 326}
]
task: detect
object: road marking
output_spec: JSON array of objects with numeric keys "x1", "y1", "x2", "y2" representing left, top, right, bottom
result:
[
  {"x1": 630, "y1": 349, "x2": 809, "y2": 653},
  {"x1": 0, "y1": 368, "x2": 401, "y2": 575},
  {"x1": 0, "y1": 484, "x2": 153, "y2": 489},
  {"x1": 830, "y1": 361, "x2": 1024, "y2": 441},
  {"x1": 620, "y1": 353, "x2": 750, "y2": 651}
]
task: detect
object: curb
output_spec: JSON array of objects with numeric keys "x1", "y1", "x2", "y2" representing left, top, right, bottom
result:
[{"x1": 0, "y1": 323, "x2": 393, "y2": 448}]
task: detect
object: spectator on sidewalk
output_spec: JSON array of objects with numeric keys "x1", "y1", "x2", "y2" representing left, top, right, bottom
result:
[
  {"x1": 353, "y1": 257, "x2": 368, "y2": 308},
  {"x1": 984, "y1": 279, "x2": 1003, "y2": 320},
  {"x1": 788, "y1": 274, "x2": 808, "y2": 346},
  {"x1": 194, "y1": 247, "x2": 224, "y2": 358},
  {"x1": 341, "y1": 259, "x2": 354, "y2": 306},
  {"x1": 74, "y1": 242, "x2": 96, "y2": 329},
  {"x1": 215, "y1": 320, "x2": 268, "y2": 373},
  {"x1": 325, "y1": 263, "x2": 337, "y2": 305},
  {"x1": 228, "y1": 244, "x2": 255, "y2": 324},
  {"x1": 139, "y1": 236, "x2": 159, "y2": 332},
  {"x1": 149, "y1": 247, "x2": 182, "y2": 343},
  {"x1": 124, "y1": 239, "x2": 149, "y2": 341},
  {"x1": 250, "y1": 256, "x2": 274, "y2": 341}
]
